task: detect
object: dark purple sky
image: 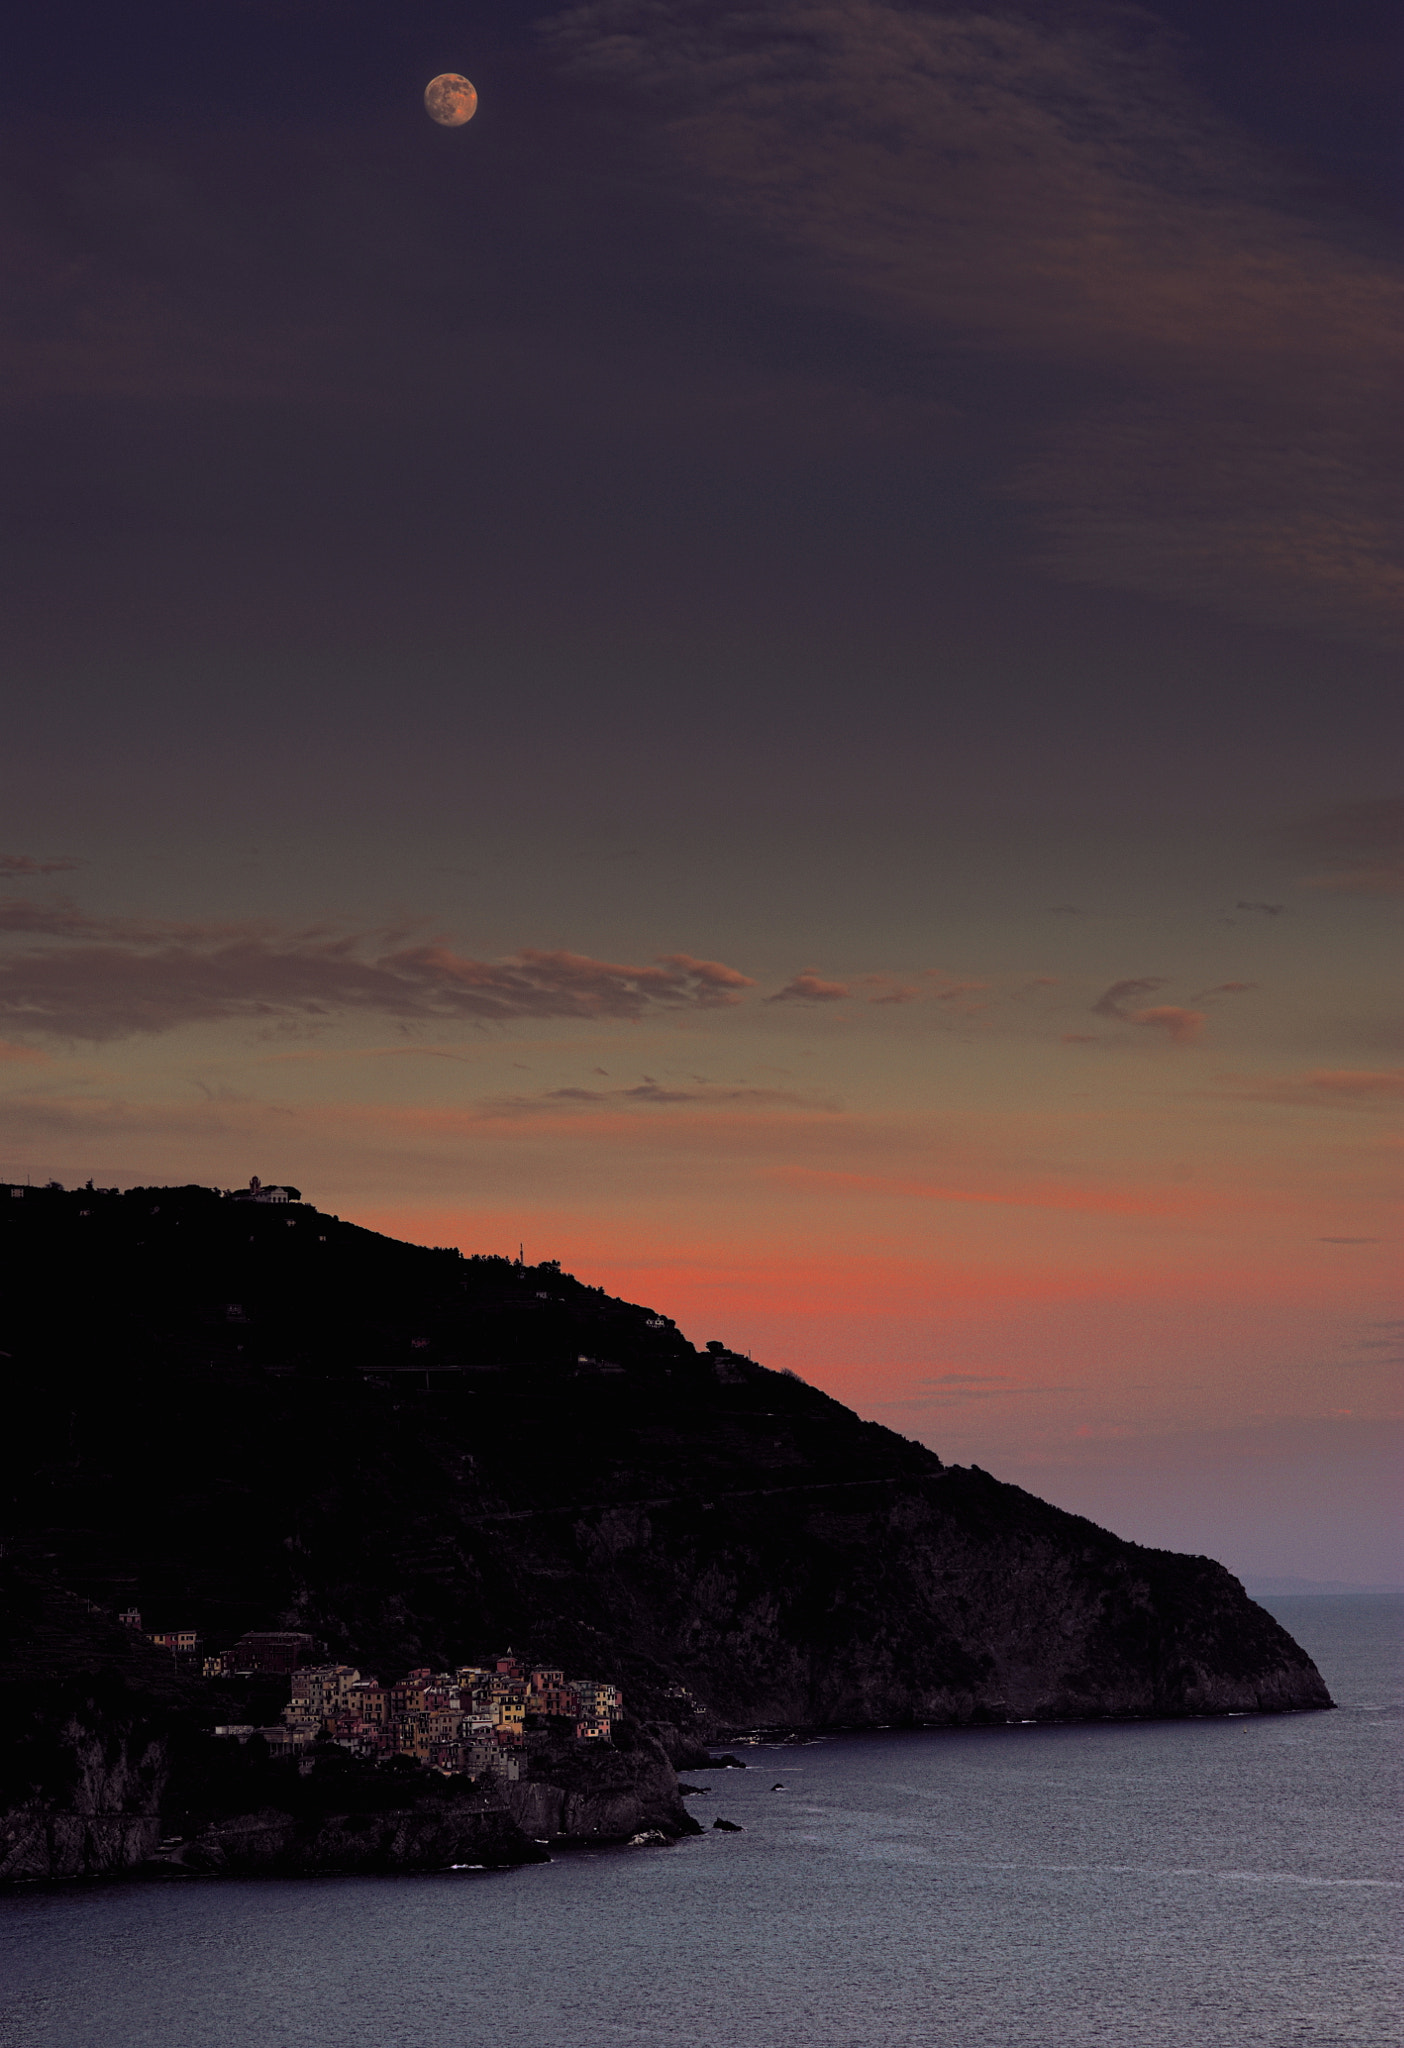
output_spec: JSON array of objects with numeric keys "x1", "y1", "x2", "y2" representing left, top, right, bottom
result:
[{"x1": 0, "y1": 0, "x2": 1398, "y2": 1580}]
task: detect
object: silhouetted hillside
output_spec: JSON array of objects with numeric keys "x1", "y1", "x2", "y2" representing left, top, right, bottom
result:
[{"x1": 0, "y1": 1182, "x2": 1330, "y2": 1729}]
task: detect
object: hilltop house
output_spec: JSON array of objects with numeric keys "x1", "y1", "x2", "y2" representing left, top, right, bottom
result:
[{"x1": 228, "y1": 1176, "x2": 302, "y2": 1205}]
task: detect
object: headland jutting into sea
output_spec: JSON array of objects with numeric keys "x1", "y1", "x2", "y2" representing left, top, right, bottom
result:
[{"x1": 0, "y1": 1179, "x2": 1331, "y2": 1882}]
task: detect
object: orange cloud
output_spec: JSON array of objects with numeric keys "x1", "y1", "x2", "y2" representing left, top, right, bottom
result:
[
  {"x1": 1091, "y1": 979, "x2": 1205, "y2": 1044},
  {"x1": 1131, "y1": 1005, "x2": 1205, "y2": 1045},
  {"x1": 766, "y1": 971, "x2": 851, "y2": 1004}
]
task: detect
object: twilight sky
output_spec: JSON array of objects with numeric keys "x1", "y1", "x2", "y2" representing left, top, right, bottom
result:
[{"x1": 1, "y1": 0, "x2": 1399, "y2": 1581}]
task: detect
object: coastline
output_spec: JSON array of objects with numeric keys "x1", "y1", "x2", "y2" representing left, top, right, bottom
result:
[{"x1": 3, "y1": 1689, "x2": 1348, "y2": 1892}]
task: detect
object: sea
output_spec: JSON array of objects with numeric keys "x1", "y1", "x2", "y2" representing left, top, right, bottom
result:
[{"x1": 1, "y1": 1595, "x2": 1399, "y2": 2048}]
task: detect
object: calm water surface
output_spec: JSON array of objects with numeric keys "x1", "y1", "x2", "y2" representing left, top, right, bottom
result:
[{"x1": 2, "y1": 1595, "x2": 1399, "y2": 2048}]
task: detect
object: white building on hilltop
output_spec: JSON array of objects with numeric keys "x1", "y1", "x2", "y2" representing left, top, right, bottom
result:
[{"x1": 229, "y1": 1176, "x2": 302, "y2": 1205}]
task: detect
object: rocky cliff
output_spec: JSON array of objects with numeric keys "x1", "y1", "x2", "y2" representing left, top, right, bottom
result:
[
  {"x1": 0, "y1": 1574, "x2": 184, "y2": 1881},
  {"x1": 505, "y1": 1729, "x2": 698, "y2": 1843},
  {"x1": 0, "y1": 1183, "x2": 1330, "y2": 1766},
  {"x1": 522, "y1": 1467, "x2": 1329, "y2": 1726},
  {"x1": 2, "y1": 1741, "x2": 696, "y2": 1885}
]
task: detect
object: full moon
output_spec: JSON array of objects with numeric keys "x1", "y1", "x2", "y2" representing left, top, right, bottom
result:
[{"x1": 424, "y1": 73, "x2": 478, "y2": 127}]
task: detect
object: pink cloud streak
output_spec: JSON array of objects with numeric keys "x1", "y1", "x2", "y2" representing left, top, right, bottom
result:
[{"x1": 0, "y1": 899, "x2": 756, "y2": 1041}]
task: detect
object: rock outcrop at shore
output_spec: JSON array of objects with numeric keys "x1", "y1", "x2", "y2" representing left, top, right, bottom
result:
[{"x1": 505, "y1": 1729, "x2": 697, "y2": 1843}]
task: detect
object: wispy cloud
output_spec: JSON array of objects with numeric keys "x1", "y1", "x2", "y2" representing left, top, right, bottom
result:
[
  {"x1": 862, "y1": 971, "x2": 991, "y2": 1011},
  {"x1": 1092, "y1": 978, "x2": 1169, "y2": 1021},
  {"x1": 766, "y1": 967, "x2": 993, "y2": 1011},
  {"x1": 766, "y1": 970, "x2": 851, "y2": 1005},
  {"x1": 0, "y1": 854, "x2": 83, "y2": 877},
  {"x1": 547, "y1": 0, "x2": 1404, "y2": 645},
  {"x1": 0, "y1": 898, "x2": 756, "y2": 1041},
  {"x1": 495, "y1": 1080, "x2": 835, "y2": 1112},
  {"x1": 1091, "y1": 977, "x2": 1205, "y2": 1044},
  {"x1": 0, "y1": 895, "x2": 1044, "y2": 1045},
  {"x1": 1189, "y1": 983, "x2": 1258, "y2": 1004},
  {"x1": 0, "y1": 898, "x2": 279, "y2": 945},
  {"x1": 1300, "y1": 1320, "x2": 1404, "y2": 1370}
]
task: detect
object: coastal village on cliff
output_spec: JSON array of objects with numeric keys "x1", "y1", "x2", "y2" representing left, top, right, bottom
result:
[{"x1": 122, "y1": 1613, "x2": 623, "y2": 1780}]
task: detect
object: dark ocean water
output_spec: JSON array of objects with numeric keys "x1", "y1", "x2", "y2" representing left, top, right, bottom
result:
[{"x1": 2, "y1": 1594, "x2": 1399, "y2": 2048}]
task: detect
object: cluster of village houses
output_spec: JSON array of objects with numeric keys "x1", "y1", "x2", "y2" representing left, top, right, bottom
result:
[
  {"x1": 119, "y1": 1615, "x2": 621, "y2": 1778},
  {"x1": 240, "y1": 1656, "x2": 624, "y2": 1775}
]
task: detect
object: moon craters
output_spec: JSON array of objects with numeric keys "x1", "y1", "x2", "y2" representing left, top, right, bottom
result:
[{"x1": 425, "y1": 74, "x2": 478, "y2": 127}]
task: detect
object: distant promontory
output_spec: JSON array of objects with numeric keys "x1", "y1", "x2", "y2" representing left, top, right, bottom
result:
[{"x1": 0, "y1": 1180, "x2": 1330, "y2": 1880}]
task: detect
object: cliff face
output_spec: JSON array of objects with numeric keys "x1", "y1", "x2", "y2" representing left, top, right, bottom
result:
[
  {"x1": 0, "y1": 1578, "x2": 187, "y2": 1881},
  {"x1": 461, "y1": 1468, "x2": 1328, "y2": 1729},
  {"x1": 506, "y1": 1731, "x2": 698, "y2": 1843},
  {"x1": 0, "y1": 1716, "x2": 167, "y2": 1882},
  {"x1": 0, "y1": 1184, "x2": 1331, "y2": 1754}
]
